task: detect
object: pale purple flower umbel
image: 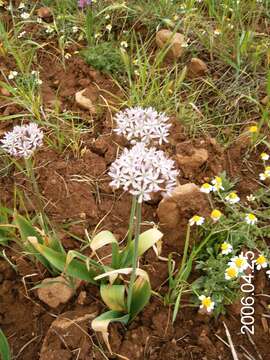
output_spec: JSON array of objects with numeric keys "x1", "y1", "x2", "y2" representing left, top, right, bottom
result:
[
  {"x1": 78, "y1": 0, "x2": 92, "y2": 8},
  {"x1": 1, "y1": 123, "x2": 43, "y2": 158},
  {"x1": 114, "y1": 106, "x2": 171, "y2": 145},
  {"x1": 109, "y1": 142, "x2": 178, "y2": 203}
]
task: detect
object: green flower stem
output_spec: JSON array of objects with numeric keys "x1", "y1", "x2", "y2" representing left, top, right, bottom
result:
[
  {"x1": 127, "y1": 199, "x2": 142, "y2": 313},
  {"x1": 24, "y1": 157, "x2": 44, "y2": 216},
  {"x1": 127, "y1": 196, "x2": 137, "y2": 246}
]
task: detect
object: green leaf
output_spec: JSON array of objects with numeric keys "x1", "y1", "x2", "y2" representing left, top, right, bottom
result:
[
  {"x1": 0, "y1": 329, "x2": 11, "y2": 360},
  {"x1": 100, "y1": 284, "x2": 127, "y2": 312},
  {"x1": 130, "y1": 276, "x2": 151, "y2": 320},
  {"x1": 92, "y1": 311, "x2": 129, "y2": 354},
  {"x1": 121, "y1": 228, "x2": 163, "y2": 267},
  {"x1": 29, "y1": 239, "x2": 98, "y2": 284}
]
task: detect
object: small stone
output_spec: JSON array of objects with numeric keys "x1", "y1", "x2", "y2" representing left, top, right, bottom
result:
[
  {"x1": 77, "y1": 291, "x2": 87, "y2": 305},
  {"x1": 0, "y1": 87, "x2": 11, "y2": 97},
  {"x1": 75, "y1": 88, "x2": 97, "y2": 113},
  {"x1": 176, "y1": 148, "x2": 208, "y2": 176},
  {"x1": 37, "y1": 276, "x2": 80, "y2": 308},
  {"x1": 188, "y1": 57, "x2": 208, "y2": 77},
  {"x1": 261, "y1": 95, "x2": 269, "y2": 105},
  {"x1": 37, "y1": 7, "x2": 52, "y2": 19},
  {"x1": 156, "y1": 29, "x2": 185, "y2": 59}
]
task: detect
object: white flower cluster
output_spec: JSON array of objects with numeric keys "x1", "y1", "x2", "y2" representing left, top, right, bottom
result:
[
  {"x1": 109, "y1": 142, "x2": 178, "y2": 203},
  {"x1": 1, "y1": 123, "x2": 43, "y2": 158},
  {"x1": 114, "y1": 106, "x2": 171, "y2": 145}
]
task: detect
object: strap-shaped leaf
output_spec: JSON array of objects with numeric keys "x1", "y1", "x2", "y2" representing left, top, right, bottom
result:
[
  {"x1": 0, "y1": 329, "x2": 11, "y2": 360},
  {"x1": 130, "y1": 276, "x2": 151, "y2": 320},
  {"x1": 90, "y1": 231, "x2": 118, "y2": 251},
  {"x1": 94, "y1": 267, "x2": 150, "y2": 283},
  {"x1": 121, "y1": 228, "x2": 163, "y2": 267},
  {"x1": 92, "y1": 311, "x2": 129, "y2": 354},
  {"x1": 100, "y1": 284, "x2": 126, "y2": 312},
  {"x1": 28, "y1": 237, "x2": 98, "y2": 284}
]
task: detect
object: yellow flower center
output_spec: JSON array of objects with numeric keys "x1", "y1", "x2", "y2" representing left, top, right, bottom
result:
[
  {"x1": 235, "y1": 258, "x2": 244, "y2": 267},
  {"x1": 247, "y1": 214, "x2": 256, "y2": 221},
  {"x1": 193, "y1": 215, "x2": 201, "y2": 222},
  {"x1": 202, "y1": 297, "x2": 212, "y2": 308},
  {"x1": 227, "y1": 267, "x2": 237, "y2": 278},
  {"x1": 221, "y1": 243, "x2": 229, "y2": 251},
  {"x1": 211, "y1": 209, "x2": 222, "y2": 219},
  {"x1": 256, "y1": 255, "x2": 266, "y2": 265},
  {"x1": 249, "y1": 125, "x2": 258, "y2": 133},
  {"x1": 202, "y1": 183, "x2": 211, "y2": 189}
]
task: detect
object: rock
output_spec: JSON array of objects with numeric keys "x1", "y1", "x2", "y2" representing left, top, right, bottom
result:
[
  {"x1": 40, "y1": 307, "x2": 98, "y2": 360},
  {"x1": 261, "y1": 95, "x2": 269, "y2": 105},
  {"x1": 75, "y1": 88, "x2": 97, "y2": 113},
  {"x1": 37, "y1": 276, "x2": 80, "y2": 308},
  {"x1": 0, "y1": 87, "x2": 11, "y2": 97},
  {"x1": 156, "y1": 29, "x2": 185, "y2": 59},
  {"x1": 188, "y1": 57, "x2": 208, "y2": 77},
  {"x1": 157, "y1": 183, "x2": 210, "y2": 249},
  {"x1": 176, "y1": 148, "x2": 209, "y2": 176},
  {"x1": 37, "y1": 7, "x2": 52, "y2": 19}
]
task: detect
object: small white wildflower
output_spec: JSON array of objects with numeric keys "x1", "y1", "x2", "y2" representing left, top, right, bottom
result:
[
  {"x1": 94, "y1": 32, "x2": 101, "y2": 39},
  {"x1": 210, "y1": 209, "x2": 222, "y2": 222},
  {"x1": 105, "y1": 14, "x2": 110, "y2": 20},
  {"x1": 37, "y1": 17, "x2": 42, "y2": 23},
  {"x1": 109, "y1": 142, "x2": 178, "y2": 203},
  {"x1": 120, "y1": 41, "x2": 128, "y2": 48},
  {"x1": 198, "y1": 295, "x2": 215, "y2": 313},
  {"x1": 245, "y1": 213, "x2": 258, "y2": 225},
  {"x1": 1, "y1": 123, "x2": 43, "y2": 158},
  {"x1": 18, "y1": 30, "x2": 27, "y2": 38},
  {"x1": 225, "y1": 265, "x2": 239, "y2": 280},
  {"x1": 259, "y1": 172, "x2": 267, "y2": 181},
  {"x1": 211, "y1": 176, "x2": 224, "y2": 192},
  {"x1": 64, "y1": 53, "x2": 72, "y2": 59},
  {"x1": 114, "y1": 106, "x2": 171, "y2": 145},
  {"x1": 261, "y1": 152, "x2": 269, "y2": 161},
  {"x1": 214, "y1": 29, "x2": 221, "y2": 35},
  {"x1": 225, "y1": 192, "x2": 240, "y2": 204},
  {"x1": 200, "y1": 183, "x2": 213, "y2": 194},
  {"x1": 18, "y1": 2, "x2": 25, "y2": 9},
  {"x1": 255, "y1": 255, "x2": 268, "y2": 270},
  {"x1": 246, "y1": 194, "x2": 256, "y2": 202},
  {"x1": 8, "y1": 71, "x2": 18, "y2": 80},
  {"x1": 72, "y1": 26, "x2": 79, "y2": 33},
  {"x1": 221, "y1": 242, "x2": 233, "y2": 255},
  {"x1": 229, "y1": 254, "x2": 248, "y2": 272},
  {"x1": 189, "y1": 215, "x2": 205, "y2": 226},
  {"x1": 21, "y1": 12, "x2": 30, "y2": 19},
  {"x1": 266, "y1": 270, "x2": 270, "y2": 279}
]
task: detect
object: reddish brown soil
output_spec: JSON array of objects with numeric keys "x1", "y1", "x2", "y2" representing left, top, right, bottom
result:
[{"x1": 1, "y1": 20, "x2": 270, "y2": 360}]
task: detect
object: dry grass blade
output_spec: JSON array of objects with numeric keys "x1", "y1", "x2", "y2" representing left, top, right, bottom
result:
[{"x1": 223, "y1": 321, "x2": 239, "y2": 360}]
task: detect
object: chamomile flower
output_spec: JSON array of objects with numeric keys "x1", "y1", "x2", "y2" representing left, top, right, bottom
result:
[
  {"x1": 214, "y1": 29, "x2": 221, "y2": 35},
  {"x1": 8, "y1": 71, "x2": 18, "y2": 80},
  {"x1": 210, "y1": 209, "x2": 222, "y2": 222},
  {"x1": 200, "y1": 183, "x2": 213, "y2": 193},
  {"x1": 261, "y1": 152, "x2": 269, "y2": 161},
  {"x1": 225, "y1": 192, "x2": 240, "y2": 204},
  {"x1": 198, "y1": 295, "x2": 215, "y2": 313},
  {"x1": 255, "y1": 254, "x2": 268, "y2": 270},
  {"x1": 109, "y1": 142, "x2": 178, "y2": 203},
  {"x1": 114, "y1": 106, "x2": 171, "y2": 145},
  {"x1": 189, "y1": 215, "x2": 205, "y2": 226},
  {"x1": 229, "y1": 254, "x2": 248, "y2": 272},
  {"x1": 211, "y1": 176, "x2": 224, "y2": 192},
  {"x1": 225, "y1": 265, "x2": 239, "y2": 280},
  {"x1": 245, "y1": 213, "x2": 258, "y2": 225},
  {"x1": 1, "y1": 123, "x2": 43, "y2": 158},
  {"x1": 221, "y1": 242, "x2": 233, "y2": 255},
  {"x1": 21, "y1": 12, "x2": 30, "y2": 19},
  {"x1": 248, "y1": 125, "x2": 258, "y2": 133}
]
